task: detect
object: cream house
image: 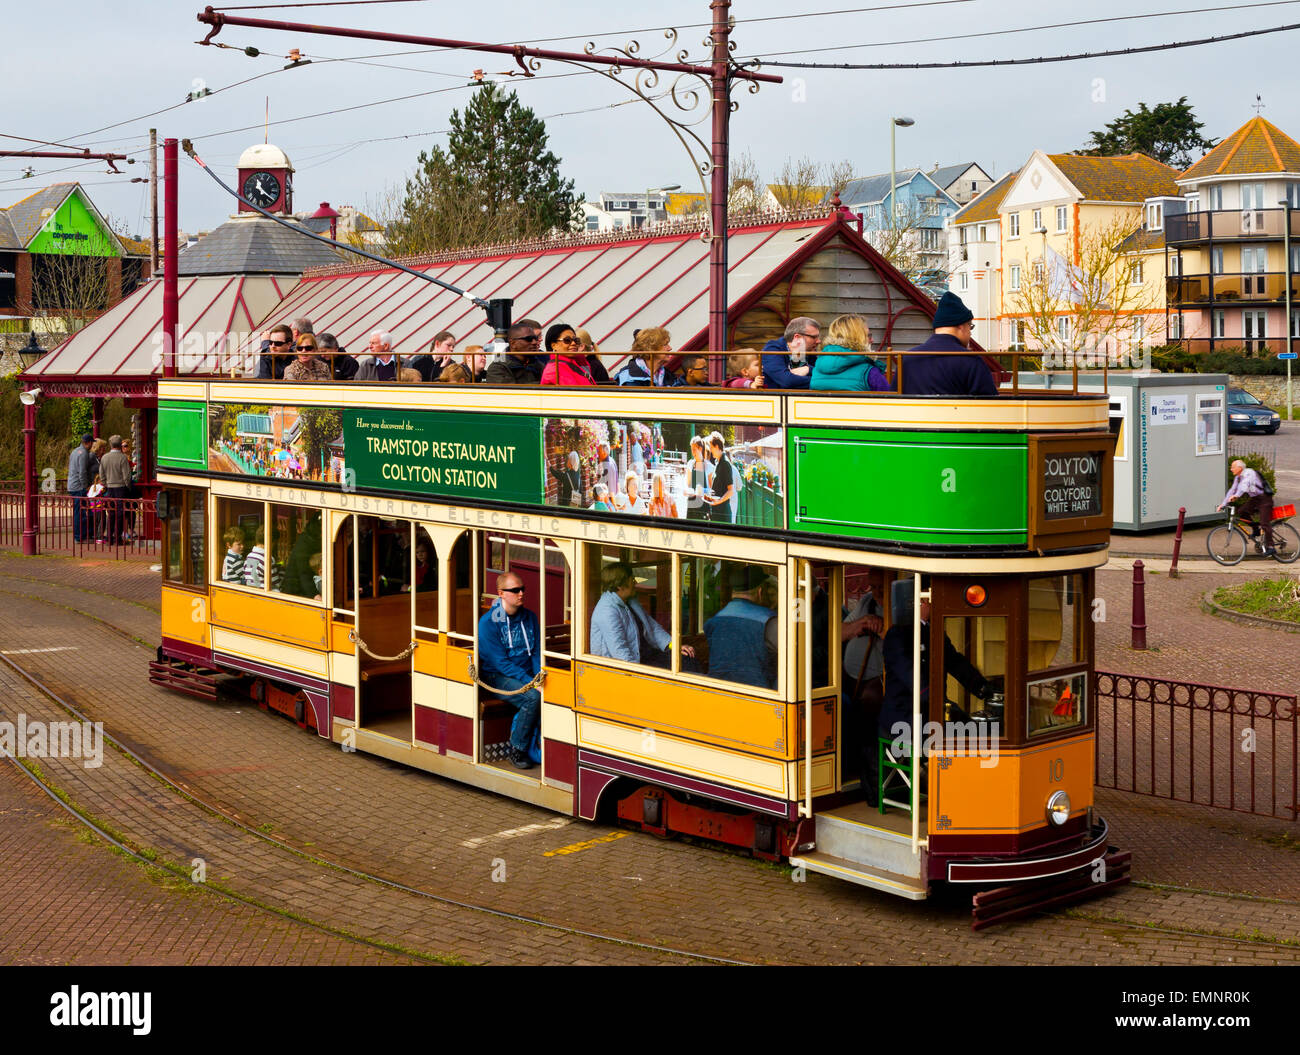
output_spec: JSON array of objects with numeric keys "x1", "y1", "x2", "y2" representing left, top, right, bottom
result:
[{"x1": 947, "y1": 170, "x2": 1016, "y2": 351}]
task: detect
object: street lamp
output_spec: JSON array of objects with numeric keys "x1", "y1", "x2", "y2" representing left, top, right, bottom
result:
[
  {"x1": 1281, "y1": 197, "x2": 1295, "y2": 419},
  {"x1": 645, "y1": 184, "x2": 681, "y2": 228},
  {"x1": 890, "y1": 117, "x2": 915, "y2": 232}
]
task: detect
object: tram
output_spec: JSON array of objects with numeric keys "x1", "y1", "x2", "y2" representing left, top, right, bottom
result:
[{"x1": 152, "y1": 373, "x2": 1126, "y2": 926}]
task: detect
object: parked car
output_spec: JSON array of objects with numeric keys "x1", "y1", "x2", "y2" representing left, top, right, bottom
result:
[{"x1": 1227, "y1": 387, "x2": 1281, "y2": 434}]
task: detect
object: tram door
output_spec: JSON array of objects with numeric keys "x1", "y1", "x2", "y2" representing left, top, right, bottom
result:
[{"x1": 353, "y1": 516, "x2": 415, "y2": 740}]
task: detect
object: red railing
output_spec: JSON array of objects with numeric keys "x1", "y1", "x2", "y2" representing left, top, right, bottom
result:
[
  {"x1": 0, "y1": 491, "x2": 159, "y2": 559},
  {"x1": 1094, "y1": 671, "x2": 1298, "y2": 822}
]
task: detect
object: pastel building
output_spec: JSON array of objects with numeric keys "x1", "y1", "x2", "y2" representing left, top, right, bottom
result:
[
  {"x1": 1165, "y1": 117, "x2": 1300, "y2": 355},
  {"x1": 947, "y1": 170, "x2": 1016, "y2": 351},
  {"x1": 839, "y1": 168, "x2": 959, "y2": 284}
]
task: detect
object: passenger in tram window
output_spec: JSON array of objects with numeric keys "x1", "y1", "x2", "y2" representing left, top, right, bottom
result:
[
  {"x1": 540, "y1": 324, "x2": 596, "y2": 385},
  {"x1": 685, "y1": 436, "x2": 714, "y2": 521},
  {"x1": 436, "y1": 362, "x2": 472, "y2": 383},
  {"x1": 354, "y1": 331, "x2": 399, "y2": 382},
  {"x1": 410, "y1": 539, "x2": 435, "y2": 592},
  {"x1": 319, "y1": 333, "x2": 358, "y2": 381},
  {"x1": 377, "y1": 526, "x2": 410, "y2": 595},
  {"x1": 589, "y1": 562, "x2": 694, "y2": 668},
  {"x1": 256, "y1": 323, "x2": 294, "y2": 380},
  {"x1": 901, "y1": 292, "x2": 997, "y2": 397},
  {"x1": 623, "y1": 471, "x2": 648, "y2": 515},
  {"x1": 591, "y1": 483, "x2": 613, "y2": 512},
  {"x1": 221, "y1": 526, "x2": 246, "y2": 583},
  {"x1": 762, "y1": 317, "x2": 820, "y2": 389},
  {"x1": 575, "y1": 329, "x2": 610, "y2": 383},
  {"x1": 725, "y1": 351, "x2": 765, "y2": 388},
  {"x1": 284, "y1": 512, "x2": 323, "y2": 597},
  {"x1": 647, "y1": 472, "x2": 678, "y2": 518},
  {"x1": 477, "y1": 572, "x2": 542, "y2": 769},
  {"x1": 484, "y1": 322, "x2": 543, "y2": 384},
  {"x1": 704, "y1": 432, "x2": 737, "y2": 524},
  {"x1": 555, "y1": 450, "x2": 584, "y2": 506},
  {"x1": 679, "y1": 355, "x2": 713, "y2": 387},
  {"x1": 811, "y1": 314, "x2": 890, "y2": 392},
  {"x1": 309, "y1": 553, "x2": 322, "y2": 601},
  {"x1": 242, "y1": 526, "x2": 283, "y2": 591},
  {"x1": 462, "y1": 344, "x2": 486, "y2": 383},
  {"x1": 283, "y1": 335, "x2": 333, "y2": 382},
  {"x1": 595, "y1": 442, "x2": 619, "y2": 498},
  {"x1": 616, "y1": 327, "x2": 672, "y2": 386},
  {"x1": 703, "y1": 564, "x2": 778, "y2": 689}
]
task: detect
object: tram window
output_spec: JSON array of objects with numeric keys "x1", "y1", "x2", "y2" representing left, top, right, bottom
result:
[
  {"x1": 271, "y1": 504, "x2": 322, "y2": 600},
  {"x1": 216, "y1": 498, "x2": 264, "y2": 589},
  {"x1": 1027, "y1": 574, "x2": 1088, "y2": 738},
  {"x1": 374, "y1": 520, "x2": 411, "y2": 596},
  {"x1": 584, "y1": 544, "x2": 675, "y2": 670},
  {"x1": 447, "y1": 532, "x2": 476, "y2": 641},
  {"x1": 543, "y1": 540, "x2": 572, "y2": 667},
  {"x1": 413, "y1": 527, "x2": 438, "y2": 632},
  {"x1": 680, "y1": 558, "x2": 779, "y2": 691},
  {"x1": 940, "y1": 615, "x2": 1007, "y2": 722},
  {"x1": 333, "y1": 516, "x2": 354, "y2": 617},
  {"x1": 187, "y1": 492, "x2": 207, "y2": 587},
  {"x1": 162, "y1": 487, "x2": 205, "y2": 588}
]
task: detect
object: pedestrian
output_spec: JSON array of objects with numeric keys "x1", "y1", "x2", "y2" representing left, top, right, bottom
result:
[
  {"x1": 66, "y1": 432, "x2": 97, "y2": 543},
  {"x1": 99, "y1": 435, "x2": 133, "y2": 544}
]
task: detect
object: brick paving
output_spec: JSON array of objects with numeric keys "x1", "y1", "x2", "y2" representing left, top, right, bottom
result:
[{"x1": 0, "y1": 548, "x2": 1298, "y2": 963}]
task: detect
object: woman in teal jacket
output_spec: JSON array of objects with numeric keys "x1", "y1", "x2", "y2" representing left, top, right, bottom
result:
[{"x1": 810, "y1": 313, "x2": 891, "y2": 392}]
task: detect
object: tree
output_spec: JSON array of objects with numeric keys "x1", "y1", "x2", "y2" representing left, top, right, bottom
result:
[
  {"x1": 1082, "y1": 97, "x2": 1217, "y2": 169},
  {"x1": 1006, "y1": 212, "x2": 1163, "y2": 365},
  {"x1": 387, "y1": 84, "x2": 582, "y2": 254},
  {"x1": 865, "y1": 200, "x2": 947, "y2": 292}
]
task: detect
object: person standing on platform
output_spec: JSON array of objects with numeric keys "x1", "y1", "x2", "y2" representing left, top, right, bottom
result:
[
  {"x1": 99, "y1": 435, "x2": 133, "y2": 544},
  {"x1": 67, "y1": 433, "x2": 97, "y2": 543}
]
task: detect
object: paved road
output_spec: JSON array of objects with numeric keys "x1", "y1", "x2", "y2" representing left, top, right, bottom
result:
[{"x1": 0, "y1": 552, "x2": 1297, "y2": 965}]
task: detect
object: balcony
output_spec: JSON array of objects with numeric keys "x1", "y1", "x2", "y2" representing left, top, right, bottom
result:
[
  {"x1": 1174, "y1": 338, "x2": 1297, "y2": 356},
  {"x1": 1166, "y1": 208, "x2": 1300, "y2": 244},
  {"x1": 1166, "y1": 271, "x2": 1300, "y2": 305}
]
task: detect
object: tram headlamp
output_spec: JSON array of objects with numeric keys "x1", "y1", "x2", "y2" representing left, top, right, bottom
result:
[
  {"x1": 965, "y1": 584, "x2": 987, "y2": 607},
  {"x1": 1046, "y1": 790, "x2": 1071, "y2": 826}
]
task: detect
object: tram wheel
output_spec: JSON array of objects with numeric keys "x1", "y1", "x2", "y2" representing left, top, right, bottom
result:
[
  {"x1": 1206, "y1": 526, "x2": 1245, "y2": 566},
  {"x1": 1271, "y1": 522, "x2": 1300, "y2": 564}
]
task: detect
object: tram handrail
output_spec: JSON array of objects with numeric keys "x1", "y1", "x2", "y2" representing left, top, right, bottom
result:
[{"x1": 800, "y1": 561, "x2": 813, "y2": 821}]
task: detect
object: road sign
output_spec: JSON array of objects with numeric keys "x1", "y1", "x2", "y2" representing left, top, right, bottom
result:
[{"x1": 1279, "y1": 352, "x2": 1298, "y2": 360}]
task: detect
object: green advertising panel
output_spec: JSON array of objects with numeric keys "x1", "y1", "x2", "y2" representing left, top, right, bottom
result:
[
  {"x1": 344, "y1": 407, "x2": 541, "y2": 503},
  {"x1": 26, "y1": 190, "x2": 119, "y2": 257},
  {"x1": 157, "y1": 400, "x2": 208, "y2": 471},
  {"x1": 789, "y1": 429, "x2": 1027, "y2": 546}
]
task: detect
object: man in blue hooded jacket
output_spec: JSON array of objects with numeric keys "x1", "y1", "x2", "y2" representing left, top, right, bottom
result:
[
  {"x1": 762, "y1": 317, "x2": 820, "y2": 389},
  {"x1": 477, "y1": 571, "x2": 542, "y2": 769},
  {"x1": 901, "y1": 291, "x2": 997, "y2": 397}
]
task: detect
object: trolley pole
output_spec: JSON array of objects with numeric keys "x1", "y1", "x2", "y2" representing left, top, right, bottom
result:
[{"x1": 1131, "y1": 560, "x2": 1148, "y2": 651}]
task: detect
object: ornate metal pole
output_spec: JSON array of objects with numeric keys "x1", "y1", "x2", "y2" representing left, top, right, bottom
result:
[
  {"x1": 709, "y1": 0, "x2": 730, "y2": 353},
  {"x1": 163, "y1": 138, "x2": 178, "y2": 378}
]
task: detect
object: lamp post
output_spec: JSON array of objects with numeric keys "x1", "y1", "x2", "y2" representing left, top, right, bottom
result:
[
  {"x1": 645, "y1": 184, "x2": 681, "y2": 228},
  {"x1": 890, "y1": 117, "x2": 915, "y2": 232},
  {"x1": 1282, "y1": 197, "x2": 1295, "y2": 421}
]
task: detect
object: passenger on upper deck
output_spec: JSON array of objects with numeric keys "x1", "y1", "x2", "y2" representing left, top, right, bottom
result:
[
  {"x1": 283, "y1": 334, "x2": 333, "y2": 382},
  {"x1": 811, "y1": 314, "x2": 890, "y2": 392},
  {"x1": 319, "y1": 333, "x2": 357, "y2": 381},
  {"x1": 616, "y1": 327, "x2": 673, "y2": 386},
  {"x1": 540, "y1": 324, "x2": 596, "y2": 385},
  {"x1": 726, "y1": 351, "x2": 765, "y2": 389},
  {"x1": 436, "y1": 362, "x2": 472, "y2": 383},
  {"x1": 355, "y1": 331, "x2": 399, "y2": 382},
  {"x1": 484, "y1": 323, "x2": 543, "y2": 384},
  {"x1": 901, "y1": 292, "x2": 997, "y2": 397},
  {"x1": 679, "y1": 354, "x2": 712, "y2": 387},
  {"x1": 463, "y1": 344, "x2": 486, "y2": 382},
  {"x1": 590, "y1": 561, "x2": 695, "y2": 668},
  {"x1": 576, "y1": 329, "x2": 611, "y2": 383},
  {"x1": 409, "y1": 330, "x2": 456, "y2": 382},
  {"x1": 704, "y1": 565, "x2": 778, "y2": 689},
  {"x1": 762, "y1": 317, "x2": 820, "y2": 389},
  {"x1": 256, "y1": 323, "x2": 294, "y2": 380},
  {"x1": 477, "y1": 572, "x2": 542, "y2": 770}
]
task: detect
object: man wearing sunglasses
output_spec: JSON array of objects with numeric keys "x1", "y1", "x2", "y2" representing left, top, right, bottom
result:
[
  {"x1": 255, "y1": 323, "x2": 295, "y2": 379},
  {"x1": 762, "y1": 317, "x2": 820, "y2": 389},
  {"x1": 484, "y1": 322, "x2": 543, "y2": 384},
  {"x1": 477, "y1": 572, "x2": 543, "y2": 769}
]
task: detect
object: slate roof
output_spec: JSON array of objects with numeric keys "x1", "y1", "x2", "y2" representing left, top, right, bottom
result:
[
  {"x1": 176, "y1": 214, "x2": 343, "y2": 275},
  {"x1": 839, "y1": 169, "x2": 922, "y2": 206},
  {"x1": 1047, "y1": 153, "x2": 1179, "y2": 203},
  {"x1": 930, "y1": 162, "x2": 983, "y2": 190},
  {"x1": 0, "y1": 211, "x2": 19, "y2": 251},
  {"x1": 951, "y1": 170, "x2": 1018, "y2": 225},
  {"x1": 3, "y1": 184, "x2": 76, "y2": 244},
  {"x1": 1115, "y1": 227, "x2": 1166, "y2": 253},
  {"x1": 1180, "y1": 116, "x2": 1300, "y2": 180}
]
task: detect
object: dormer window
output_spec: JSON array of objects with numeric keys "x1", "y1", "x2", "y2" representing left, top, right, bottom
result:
[{"x1": 1146, "y1": 203, "x2": 1163, "y2": 231}]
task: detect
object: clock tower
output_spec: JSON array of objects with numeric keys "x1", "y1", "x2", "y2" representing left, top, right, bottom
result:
[{"x1": 235, "y1": 143, "x2": 294, "y2": 215}]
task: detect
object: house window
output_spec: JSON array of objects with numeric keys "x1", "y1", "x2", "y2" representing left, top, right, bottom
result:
[
  {"x1": 585, "y1": 216, "x2": 600, "y2": 231},
  {"x1": 970, "y1": 180, "x2": 978, "y2": 193},
  {"x1": 1146, "y1": 203, "x2": 1163, "y2": 231},
  {"x1": 978, "y1": 224, "x2": 988, "y2": 242},
  {"x1": 1208, "y1": 185, "x2": 1224, "y2": 211},
  {"x1": 1185, "y1": 193, "x2": 1199, "y2": 214},
  {"x1": 921, "y1": 229, "x2": 940, "y2": 251},
  {"x1": 1132, "y1": 260, "x2": 1144, "y2": 285},
  {"x1": 1056, "y1": 205, "x2": 1068, "y2": 232},
  {"x1": 925, "y1": 197, "x2": 940, "y2": 216},
  {"x1": 959, "y1": 271, "x2": 969, "y2": 291},
  {"x1": 1211, "y1": 247, "x2": 1224, "y2": 275},
  {"x1": 1009, "y1": 264, "x2": 1021, "y2": 291},
  {"x1": 1169, "y1": 255, "x2": 1181, "y2": 277},
  {"x1": 1056, "y1": 317, "x2": 1070, "y2": 343},
  {"x1": 1133, "y1": 317, "x2": 1145, "y2": 347},
  {"x1": 959, "y1": 227, "x2": 968, "y2": 245},
  {"x1": 1009, "y1": 320, "x2": 1026, "y2": 349},
  {"x1": 1009, "y1": 213, "x2": 1020, "y2": 238},
  {"x1": 1212, "y1": 309, "x2": 1226, "y2": 339},
  {"x1": 1288, "y1": 183, "x2": 1300, "y2": 209},
  {"x1": 1169, "y1": 314, "x2": 1183, "y2": 340},
  {"x1": 1032, "y1": 260, "x2": 1045, "y2": 283},
  {"x1": 1032, "y1": 208, "x2": 1042, "y2": 231}
]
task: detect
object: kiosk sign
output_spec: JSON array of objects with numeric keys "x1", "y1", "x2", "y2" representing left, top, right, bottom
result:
[{"x1": 1042, "y1": 451, "x2": 1104, "y2": 519}]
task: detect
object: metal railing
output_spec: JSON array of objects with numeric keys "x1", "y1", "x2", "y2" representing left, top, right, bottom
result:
[
  {"x1": 1167, "y1": 208, "x2": 1300, "y2": 243},
  {"x1": 1094, "y1": 670, "x2": 1298, "y2": 822},
  {"x1": 0, "y1": 491, "x2": 159, "y2": 559}
]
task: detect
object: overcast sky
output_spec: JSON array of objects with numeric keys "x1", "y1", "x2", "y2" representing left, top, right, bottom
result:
[{"x1": 5, "y1": 0, "x2": 1298, "y2": 236}]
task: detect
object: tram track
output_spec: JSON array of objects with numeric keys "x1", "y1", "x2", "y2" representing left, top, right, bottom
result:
[
  {"x1": 1, "y1": 571, "x2": 1296, "y2": 962},
  {"x1": 0, "y1": 637, "x2": 753, "y2": 967}
]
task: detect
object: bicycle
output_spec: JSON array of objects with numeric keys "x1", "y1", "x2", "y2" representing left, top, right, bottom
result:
[{"x1": 1206, "y1": 502, "x2": 1300, "y2": 566}]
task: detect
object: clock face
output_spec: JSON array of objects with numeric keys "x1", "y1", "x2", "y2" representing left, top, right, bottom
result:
[{"x1": 241, "y1": 171, "x2": 282, "y2": 209}]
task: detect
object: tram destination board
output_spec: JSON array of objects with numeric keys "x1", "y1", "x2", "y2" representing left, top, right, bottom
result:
[
  {"x1": 1026, "y1": 433, "x2": 1116, "y2": 549},
  {"x1": 1042, "y1": 451, "x2": 1103, "y2": 520}
]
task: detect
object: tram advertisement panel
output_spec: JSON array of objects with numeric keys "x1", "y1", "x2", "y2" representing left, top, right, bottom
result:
[
  {"x1": 208, "y1": 402, "x2": 346, "y2": 484},
  {"x1": 542, "y1": 416, "x2": 786, "y2": 528}
]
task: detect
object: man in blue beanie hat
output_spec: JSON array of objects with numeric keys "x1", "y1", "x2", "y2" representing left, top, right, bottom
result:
[{"x1": 901, "y1": 291, "x2": 997, "y2": 396}]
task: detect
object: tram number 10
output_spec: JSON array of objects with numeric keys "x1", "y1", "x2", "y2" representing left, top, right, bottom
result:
[{"x1": 1048, "y1": 757, "x2": 1065, "y2": 783}]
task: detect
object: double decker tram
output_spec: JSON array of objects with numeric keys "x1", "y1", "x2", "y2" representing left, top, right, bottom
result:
[{"x1": 153, "y1": 370, "x2": 1125, "y2": 926}]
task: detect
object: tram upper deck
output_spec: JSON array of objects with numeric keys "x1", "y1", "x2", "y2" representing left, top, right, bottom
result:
[{"x1": 157, "y1": 376, "x2": 1115, "y2": 560}]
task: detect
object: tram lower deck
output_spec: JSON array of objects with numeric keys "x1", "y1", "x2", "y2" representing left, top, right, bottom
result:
[{"x1": 153, "y1": 378, "x2": 1125, "y2": 921}]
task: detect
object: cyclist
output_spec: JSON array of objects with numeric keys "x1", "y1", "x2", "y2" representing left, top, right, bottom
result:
[{"x1": 1218, "y1": 459, "x2": 1275, "y2": 556}]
